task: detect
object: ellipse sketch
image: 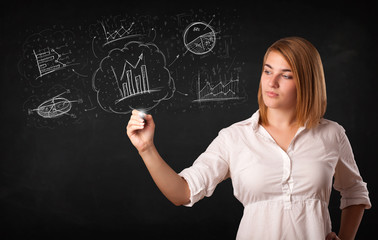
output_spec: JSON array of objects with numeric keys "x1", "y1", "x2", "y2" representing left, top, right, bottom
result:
[{"x1": 28, "y1": 90, "x2": 83, "y2": 118}]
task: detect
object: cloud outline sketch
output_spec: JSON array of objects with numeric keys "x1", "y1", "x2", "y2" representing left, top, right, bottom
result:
[{"x1": 92, "y1": 41, "x2": 175, "y2": 114}]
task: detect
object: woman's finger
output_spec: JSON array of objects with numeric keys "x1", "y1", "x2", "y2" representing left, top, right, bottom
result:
[
  {"x1": 130, "y1": 114, "x2": 145, "y2": 122},
  {"x1": 128, "y1": 124, "x2": 145, "y2": 132},
  {"x1": 128, "y1": 117, "x2": 144, "y2": 126},
  {"x1": 325, "y1": 232, "x2": 340, "y2": 240},
  {"x1": 127, "y1": 119, "x2": 144, "y2": 130},
  {"x1": 131, "y1": 109, "x2": 139, "y2": 116}
]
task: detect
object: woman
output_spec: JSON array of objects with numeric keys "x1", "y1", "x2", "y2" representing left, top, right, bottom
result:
[{"x1": 126, "y1": 37, "x2": 371, "y2": 239}]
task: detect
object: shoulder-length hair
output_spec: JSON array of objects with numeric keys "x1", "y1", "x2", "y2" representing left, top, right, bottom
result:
[{"x1": 258, "y1": 37, "x2": 327, "y2": 129}]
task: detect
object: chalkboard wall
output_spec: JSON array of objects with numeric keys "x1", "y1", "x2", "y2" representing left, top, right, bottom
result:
[{"x1": 1, "y1": 1, "x2": 377, "y2": 239}]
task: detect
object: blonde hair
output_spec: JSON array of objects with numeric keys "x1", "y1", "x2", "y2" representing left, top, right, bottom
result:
[{"x1": 258, "y1": 37, "x2": 327, "y2": 129}]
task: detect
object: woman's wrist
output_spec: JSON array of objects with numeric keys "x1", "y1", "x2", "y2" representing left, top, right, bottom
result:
[{"x1": 138, "y1": 142, "x2": 156, "y2": 156}]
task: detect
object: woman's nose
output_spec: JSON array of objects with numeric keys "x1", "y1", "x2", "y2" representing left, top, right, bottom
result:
[{"x1": 268, "y1": 75, "x2": 279, "y2": 88}]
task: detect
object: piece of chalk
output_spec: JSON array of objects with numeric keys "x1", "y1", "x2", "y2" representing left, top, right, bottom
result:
[{"x1": 138, "y1": 111, "x2": 146, "y2": 119}]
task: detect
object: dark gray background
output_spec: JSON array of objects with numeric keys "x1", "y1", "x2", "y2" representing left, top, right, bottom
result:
[{"x1": 1, "y1": 0, "x2": 377, "y2": 239}]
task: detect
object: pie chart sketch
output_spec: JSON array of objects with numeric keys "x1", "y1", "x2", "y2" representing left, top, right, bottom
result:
[
  {"x1": 183, "y1": 22, "x2": 216, "y2": 55},
  {"x1": 28, "y1": 90, "x2": 83, "y2": 119}
]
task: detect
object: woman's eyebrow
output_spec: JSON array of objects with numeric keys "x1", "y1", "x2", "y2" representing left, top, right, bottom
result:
[
  {"x1": 264, "y1": 63, "x2": 291, "y2": 72},
  {"x1": 265, "y1": 64, "x2": 273, "y2": 69}
]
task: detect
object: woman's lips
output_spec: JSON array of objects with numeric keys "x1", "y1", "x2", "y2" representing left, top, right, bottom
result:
[{"x1": 266, "y1": 91, "x2": 279, "y2": 97}]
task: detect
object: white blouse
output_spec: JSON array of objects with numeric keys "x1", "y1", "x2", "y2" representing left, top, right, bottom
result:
[{"x1": 179, "y1": 110, "x2": 371, "y2": 240}]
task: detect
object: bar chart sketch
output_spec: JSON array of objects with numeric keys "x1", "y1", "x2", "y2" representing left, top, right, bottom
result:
[
  {"x1": 194, "y1": 71, "x2": 242, "y2": 102},
  {"x1": 114, "y1": 53, "x2": 158, "y2": 104},
  {"x1": 33, "y1": 46, "x2": 77, "y2": 79},
  {"x1": 92, "y1": 41, "x2": 175, "y2": 114}
]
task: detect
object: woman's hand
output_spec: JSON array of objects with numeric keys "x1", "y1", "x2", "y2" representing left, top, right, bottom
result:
[
  {"x1": 326, "y1": 232, "x2": 341, "y2": 240},
  {"x1": 126, "y1": 110, "x2": 155, "y2": 153}
]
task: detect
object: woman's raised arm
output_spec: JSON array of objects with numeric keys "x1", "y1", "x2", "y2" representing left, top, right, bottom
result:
[{"x1": 126, "y1": 110, "x2": 190, "y2": 206}]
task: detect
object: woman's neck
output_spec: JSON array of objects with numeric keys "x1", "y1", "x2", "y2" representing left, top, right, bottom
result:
[{"x1": 265, "y1": 108, "x2": 298, "y2": 129}]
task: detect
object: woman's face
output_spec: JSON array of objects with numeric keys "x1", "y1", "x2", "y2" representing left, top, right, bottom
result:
[{"x1": 261, "y1": 51, "x2": 297, "y2": 111}]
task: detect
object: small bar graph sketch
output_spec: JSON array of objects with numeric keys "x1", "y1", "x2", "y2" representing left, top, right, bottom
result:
[
  {"x1": 118, "y1": 64, "x2": 150, "y2": 102},
  {"x1": 33, "y1": 46, "x2": 76, "y2": 79},
  {"x1": 194, "y1": 71, "x2": 242, "y2": 102},
  {"x1": 114, "y1": 53, "x2": 157, "y2": 104}
]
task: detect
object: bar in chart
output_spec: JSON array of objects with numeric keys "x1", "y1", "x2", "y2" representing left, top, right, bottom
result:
[
  {"x1": 33, "y1": 48, "x2": 64, "y2": 78},
  {"x1": 116, "y1": 64, "x2": 150, "y2": 103}
]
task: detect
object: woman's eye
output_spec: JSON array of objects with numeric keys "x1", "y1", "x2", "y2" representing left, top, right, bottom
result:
[
  {"x1": 264, "y1": 70, "x2": 271, "y2": 75},
  {"x1": 282, "y1": 74, "x2": 292, "y2": 79}
]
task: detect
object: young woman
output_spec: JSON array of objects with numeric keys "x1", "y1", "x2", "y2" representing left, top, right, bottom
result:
[{"x1": 126, "y1": 37, "x2": 371, "y2": 239}]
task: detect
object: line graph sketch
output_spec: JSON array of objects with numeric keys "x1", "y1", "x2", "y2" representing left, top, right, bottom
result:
[
  {"x1": 193, "y1": 70, "x2": 243, "y2": 102},
  {"x1": 89, "y1": 15, "x2": 157, "y2": 61},
  {"x1": 100, "y1": 20, "x2": 143, "y2": 47}
]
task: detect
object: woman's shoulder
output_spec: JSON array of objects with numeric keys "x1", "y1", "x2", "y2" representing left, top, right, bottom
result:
[
  {"x1": 217, "y1": 112, "x2": 259, "y2": 143},
  {"x1": 315, "y1": 118, "x2": 346, "y2": 140},
  {"x1": 222, "y1": 112, "x2": 258, "y2": 132},
  {"x1": 319, "y1": 118, "x2": 344, "y2": 130},
  {"x1": 218, "y1": 118, "x2": 253, "y2": 137}
]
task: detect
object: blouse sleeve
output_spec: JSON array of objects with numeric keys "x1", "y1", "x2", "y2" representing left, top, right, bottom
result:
[
  {"x1": 333, "y1": 128, "x2": 372, "y2": 210},
  {"x1": 178, "y1": 129, "x2": 230, "y2": 207}
]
